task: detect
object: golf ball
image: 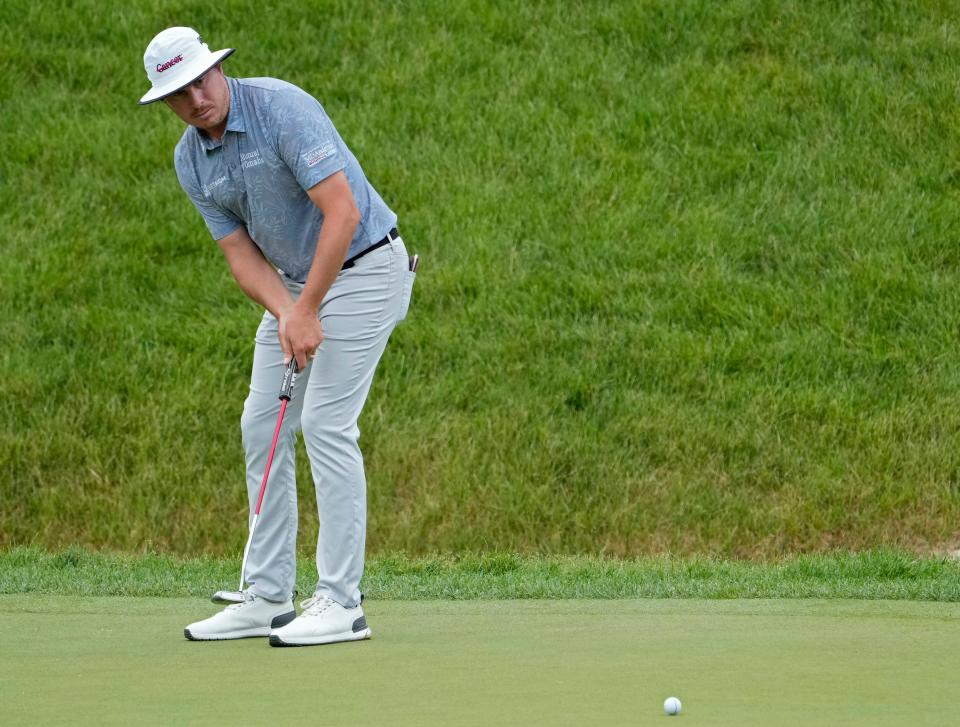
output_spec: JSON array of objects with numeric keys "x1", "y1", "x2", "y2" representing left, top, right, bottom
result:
[{"x1": 663, "y1": 697, "x2": 682, "y2": 715}]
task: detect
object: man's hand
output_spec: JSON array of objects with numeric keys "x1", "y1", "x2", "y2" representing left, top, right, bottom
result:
[{"x1": 279, "y1": 302, "x2": 324, "y2": 370}]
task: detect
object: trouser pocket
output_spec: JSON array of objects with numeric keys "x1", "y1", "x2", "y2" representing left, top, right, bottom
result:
[{"x1": 398, "y1": 254, "x2": 419, "y2": 323}]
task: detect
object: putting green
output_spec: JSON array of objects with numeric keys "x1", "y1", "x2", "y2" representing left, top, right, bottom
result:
[{"x1": 1, "y1": 596, "x2": 957, "y2": 725}]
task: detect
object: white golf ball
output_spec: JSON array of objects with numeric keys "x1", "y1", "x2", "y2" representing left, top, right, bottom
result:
[{"x1": 663, "y1": 697, "x2": 682, "y2": 715}]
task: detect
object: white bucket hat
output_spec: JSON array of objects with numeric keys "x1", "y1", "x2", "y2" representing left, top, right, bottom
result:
[{"x1": 139, "y1": 27, "x2": 234, "y2": 105}]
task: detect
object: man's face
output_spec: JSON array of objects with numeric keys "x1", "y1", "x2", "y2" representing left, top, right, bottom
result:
[{"x1": 163, "y1": 65, "x2": 230, "y2": 137}]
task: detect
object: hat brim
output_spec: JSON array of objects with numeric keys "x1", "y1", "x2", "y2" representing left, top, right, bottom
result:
[{"x1": 138, "y1": 48, "x2": 235, "y2": 105}]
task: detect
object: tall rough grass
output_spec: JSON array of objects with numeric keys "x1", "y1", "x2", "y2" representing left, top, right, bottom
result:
[{"x1": 2, "y1": 1, "x2": 959, "y2": 556}]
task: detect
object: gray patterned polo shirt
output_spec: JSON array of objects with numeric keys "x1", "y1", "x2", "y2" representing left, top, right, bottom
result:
[{"x1": 173, "y1": 76, "x2": 397, "y2": 282}]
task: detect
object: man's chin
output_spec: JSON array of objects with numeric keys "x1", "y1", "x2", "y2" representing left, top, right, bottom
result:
[{"x1": 193, "y1": 115, "x2": 226, "y2": 135}]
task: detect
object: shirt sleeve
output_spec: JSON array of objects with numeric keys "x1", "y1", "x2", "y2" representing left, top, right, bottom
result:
[
  {"x1": 269, "y1": 87, "x2": 347, "y2": 192},
  {"x1": 173, "y1": 146, "x2": 243, "y2": 241}
]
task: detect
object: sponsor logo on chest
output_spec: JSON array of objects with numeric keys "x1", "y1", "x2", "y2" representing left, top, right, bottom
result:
[
  {"x1": 241, "y1": 149, "x2": 264, "y2": 169},
  {"x1": 202, "y1": 176, "x2": 228, "y2": 197}
]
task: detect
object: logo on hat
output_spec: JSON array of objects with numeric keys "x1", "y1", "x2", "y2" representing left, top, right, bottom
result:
[
  {"x1": 156, "y1": 54, "x2": 184, "y2": 73},
  {"x1": 139, "y1": 26, "x2": 235, "y2": 105}
]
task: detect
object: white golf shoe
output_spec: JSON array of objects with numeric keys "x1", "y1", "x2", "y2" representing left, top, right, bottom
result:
[
  {"x1": 269, "y1": 594, "x2": 372, "y2": 647},
  {"x1": 184, "y1": 593, "x2": 296, "y2": 641}
]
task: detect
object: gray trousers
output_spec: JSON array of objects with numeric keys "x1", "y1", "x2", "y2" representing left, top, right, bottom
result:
[{"x1": 241, "y1": 237, "x2": 411, "y2": 607}]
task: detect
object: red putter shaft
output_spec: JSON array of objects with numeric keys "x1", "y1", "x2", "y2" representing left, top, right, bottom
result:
[
  {"x1": 254, "y1": 398, "x2": 287, "y2": 515},
  {"x1": 238, "y1": 359, "x2": 299, "y2": 592}
]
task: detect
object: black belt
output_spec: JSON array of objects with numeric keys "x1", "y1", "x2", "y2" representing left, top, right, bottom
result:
[{"x1": 341, "y1": 228, "x2": 399, "y2": 270}]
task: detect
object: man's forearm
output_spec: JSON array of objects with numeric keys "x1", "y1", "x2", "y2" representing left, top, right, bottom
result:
[
  {"x1": 222, "y1": 239, "x2": 295, "y2": 319},
  {"x1": 296, "y1": 208, "x2": 359, "y2": 314}
]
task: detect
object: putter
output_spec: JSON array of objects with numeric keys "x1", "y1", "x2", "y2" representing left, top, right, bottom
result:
[{"x1": 212, "y1": 358, "x2": 298, "y2": 604}]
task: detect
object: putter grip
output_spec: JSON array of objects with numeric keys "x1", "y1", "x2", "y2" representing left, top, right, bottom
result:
[{"x1": 279, "y1": 360, "x2": 298, "y2": 401}]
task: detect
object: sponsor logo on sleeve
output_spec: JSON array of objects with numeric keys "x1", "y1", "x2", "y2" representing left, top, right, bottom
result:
[{"x1": 302, "y1": 141, "x2": 337, "y2": 168}]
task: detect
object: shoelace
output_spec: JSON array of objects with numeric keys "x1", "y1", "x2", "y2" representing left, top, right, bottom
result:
[
  {"x1": 300, "y1": 594, "x2": 335, "y2": 616},
  {"x1": 225, "y1": 593, "x2": 257, "y2": 611}
]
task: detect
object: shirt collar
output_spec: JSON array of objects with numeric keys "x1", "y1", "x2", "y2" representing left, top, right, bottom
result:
[{"x1": 198, "y1": 77, "x2": 245, "y2": 152}]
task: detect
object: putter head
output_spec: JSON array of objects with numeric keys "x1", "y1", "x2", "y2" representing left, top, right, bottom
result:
[
  {"x1": 210, "y1": 589, "x2": 299, "y2": 604},
  {"x1": 211, "y1": 590, "x2": 246, "y2": 604}
]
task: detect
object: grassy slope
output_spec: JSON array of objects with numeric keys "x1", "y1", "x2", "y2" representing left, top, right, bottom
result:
[
  {"x1": 2, "y1": 1, "x2": 960, "y2": 556},
  {"x1": 3, "y1": 547, "x2": 959, "y2": 600}
]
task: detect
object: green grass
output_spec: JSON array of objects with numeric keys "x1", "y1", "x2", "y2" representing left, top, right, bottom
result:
[
  {"x1": 4, "y1": 596, "x2": 960, "y2": 726},
  {"x1": 3, "y1": 547, "x2": 960, "y2": 600},
  {"x1": 3, "y1": 1, "x2": 960, "y2": 556}
]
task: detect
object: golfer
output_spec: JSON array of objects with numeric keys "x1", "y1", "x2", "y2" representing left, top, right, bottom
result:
[{"x1": 139, "y1": 27, "x2": 414, "y2": 646}]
